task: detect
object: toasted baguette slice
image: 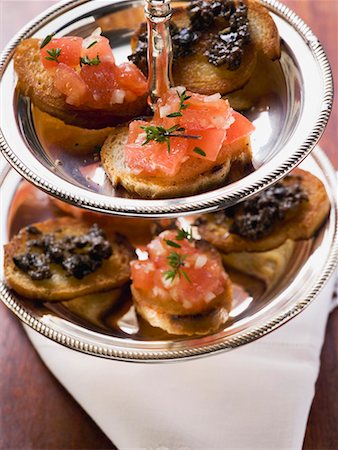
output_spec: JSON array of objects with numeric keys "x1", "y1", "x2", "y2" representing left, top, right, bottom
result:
[
  {"x1": 62, "y1": 288, "x2": 124, "y2": 327},
  {"x1": 132, "y1": 282, "x2": 232, "y2": 336},
  {"x1": 222, "y1": 239, "x2": 295, "y2": 287},
  {"x1": 131, "y1": 0, "x2": 280, "y2": 95},
  {"x1": 101, "y1": 126, "x2": 252, "y2": 198},
  {"x1": 198, "y1": 169, "x2": 330, "y2": 253},
  {"x1": 14, "y1": 39, "x2": 147, "y2": 129},
  {"x1": 4, "y1": 217, "x2": 134, "y2": 301}
]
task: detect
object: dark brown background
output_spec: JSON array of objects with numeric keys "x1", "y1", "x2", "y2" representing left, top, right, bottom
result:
[{"x1": 0, "y1": 1, "x2": 337, "y2": 449}]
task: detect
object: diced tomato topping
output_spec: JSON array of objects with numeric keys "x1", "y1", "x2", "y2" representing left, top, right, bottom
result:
[
  {"x1": 130, "y1": 230, "x2": 228, "y2": 311},
  {"x1": 116, "y1": 62, "x2": 148, "y2": 96},
  {"x1": 223, "y1": 111, "x2": 255, "y2": 145},
  {"x1": 40, "y1": 37, "x2": 83, "y2": 70},
  {"x1": 124, "y1": 90, "x2": 138, "y2": 102},
  {"x1": 124, "y1": 121, "x2": 188, "y2": 177},
  {"x1": 40, "y1": 33, "x2": 148, "y2": 108},
  {"x1": 186, "y1": 128, "x2": 227, "y2": 161},
  {"x1": 181, "y1": 94, "x2": 233, "y2": 130},
  {"x1": 81, "y1": 35, "x2": 114, "y2": 63},
  {"x1": 80, "y1": 61, "x2": 118, "y2": 108},
  {"x1": 155, "y1": 90, "x2": 233, "y2": 131},
  {"x1": 125, "y1": 88, "x2": 254, "y2": 176},
  {"x1": 54, "y1": 63, "x2": 90, "y2": 106}
]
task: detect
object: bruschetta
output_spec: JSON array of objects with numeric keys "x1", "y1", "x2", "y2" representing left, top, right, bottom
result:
[
  {"x1": 4, "y1": 217, "x2": 134, "y2": 301},
  {"x1": 130, "y1": 229, "x2": 232, "y2": 335},
  {"x1": 197, "y1": 169, "x2": 330, "y2": 253},
  {"x1": 130, "y1": 0, "x2": 280, "y2": 95},
  {"x1": 14, "y1": 30, "x2": 148, "y2": 129},
  {"x1": 101, "y1": 88, "x2": 254, "y2": 198}
]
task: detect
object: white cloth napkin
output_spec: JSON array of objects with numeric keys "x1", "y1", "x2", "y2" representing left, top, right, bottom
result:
[{"x1": 24, "y1": 272, "x2": 337, "y2": 450}]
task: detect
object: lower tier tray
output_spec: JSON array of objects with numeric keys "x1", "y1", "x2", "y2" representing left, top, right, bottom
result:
[{"x1": 0, "y1": 147, "x2": 337, "y2": 362}]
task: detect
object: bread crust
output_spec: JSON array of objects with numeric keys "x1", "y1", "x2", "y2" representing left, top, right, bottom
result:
[
  {"x1": 131, "y1": 0, "x2": 280, "y2": 95},
  {"x1": 222, "y1": 239, "x2": 295, "y2": 287},
  {"x1": 101, "y1": 125, "x2": 252, "y2": 198},
  {"x1": 198, "y1": 169, "x2": 330, "y2": 253},
  {"x1": 4, "y1": 217, "x2": 135, "y2": 301},
  {"x1": 14, "y1": 39, "x2": 147, "y2": 129},
  {"x1": 132, "y1": 280, "x2": 232, "y2": 335}
]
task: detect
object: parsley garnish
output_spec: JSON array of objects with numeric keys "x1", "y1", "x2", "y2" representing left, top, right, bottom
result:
[
  {"x1": 164, "y1": 239, "x2": 181, "y2": 248},
  {"x1": 87, "y1": 40, "x2": 98, "y2": 49},
  {"x1": 140, "y1": 124, "x2": 183, "y2": 154},
  {"x1": 40, "y1": 33, "x2": 56, "y2": 49},
  {"x1": 177, "y1": 89, "x2": 191, "y2": 110},
  {"x1": 45, "y1": 47, "x2": 61, "y2": 63},
  {"x1": 140, "y1": 124, "x2": 201, "y2": 154},
  {"x1": 166, "y1": 89, "x2": 192, "y2": 118},
  {"x1": 166, "y1": 111, "x2": 183, "y2": 118},
  {"x1": 164, "y1": 251, "x2": 191, "y2": 284},
  {"x1": 176, "y1": 227, "x2": 193, "y2": 241},
  {"x1": 193, "y1": 147, "x2": 206, "y2": 157},
  {"x1": 80, "y1": 54, "x2": 100, "y2": 66}
]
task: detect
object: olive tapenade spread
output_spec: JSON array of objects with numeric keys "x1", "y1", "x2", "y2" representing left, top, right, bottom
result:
[
  {"x1": 13, "y1": 224, "x2": 112, "y2": 281},
  {"x1": 129, "y1": 0, "x2": 250, "y2": 74},
  {"x1": 203, "y1": 176, "x2": 308, "y2": 241}
]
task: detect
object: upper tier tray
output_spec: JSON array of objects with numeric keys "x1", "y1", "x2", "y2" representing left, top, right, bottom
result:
[{"x1": 0, "y1": 0, "x2": 333, "y2": 217}]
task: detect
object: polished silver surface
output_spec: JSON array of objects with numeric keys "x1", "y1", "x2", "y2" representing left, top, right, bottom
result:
[
  {"x1": 0, "y1": 148, "x2": 337, "y2": 362},
  {"x1": 0, "y1": 0, "x2": 334, "y2": 217}
]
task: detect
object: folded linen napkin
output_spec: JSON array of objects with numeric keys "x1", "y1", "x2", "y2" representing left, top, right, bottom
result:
[{"x1": 25, "y1": 272, "x2": 337, "y2": 450}]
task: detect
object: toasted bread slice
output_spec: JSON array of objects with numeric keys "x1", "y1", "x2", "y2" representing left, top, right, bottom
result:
[
  {"x1": 14, "y1": 39, "x2": 147, "y2": 129},
  {"x1": 101, "y1": 125, "x2": 252, "y2": 198},
  {"x1": 222, "y1": 239, "x2": 295, "y2": 287},
  {"x1": 198, "y1": 169, "x2": 330, "y2": 253},
  {"x1": 131, "y1": 0, "x2": 280, "y2": 95},
  {"x1": 62, "y1": 288, "x2": 124, "y2": 327},
  {"x1": 4, "y1": 217, "x2": 134, "y2": 301},
  {"x1": 131, "y1": 281, "x2": 232, "y2": 336}
]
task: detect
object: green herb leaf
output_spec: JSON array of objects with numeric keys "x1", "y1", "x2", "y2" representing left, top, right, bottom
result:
[
  {"x1": 164, "y1": 251, "x2": 191, "y2": 284},
  {"x1": 40, "y1": 33, "x2": 55, "y2": 49},
  {"x1": 87, "y1": 40, "x2": 98, "y2": 49},
  {"x1": 140, "y1": 124, "x2": 185, "y2": 154},
  {"x1": 163, "y1": 269, "x2": 176, "y2": 283},
  {"x1": 177, "y1": 89, "x2": 191, "y2": 111},
  {"x1": 176, "y1": 227, "x2": 193, "y2": 241},
  {"x1": 167, "y1": 124, "x2": 182, "y2": 133},
  {"x1": 181, "y1": 270, "x2": 191, "y2": 283},
  {"x1": 193, "y1": 147, "x2": 206, "y2": 157},
  {"x1": 45, "y1": 47, "x2": 61, "y2": 63},
  {"x1": 80, "y1": 54, "x2": 100, "y2": 66},
  {"x1": 166, "y1": 111, "x2": 182, "y2": 118},
  {"x1": 165, "y1": 239, "x2": 181, "y2": 248}
]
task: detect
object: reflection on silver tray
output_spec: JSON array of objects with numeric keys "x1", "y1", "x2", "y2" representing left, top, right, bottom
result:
[
  {"x1": 0, "y1": 148, "x2": 337, "y2": 362},
  {"x1": 0, "y1": 0, "x2": 334, "y2": 216}
]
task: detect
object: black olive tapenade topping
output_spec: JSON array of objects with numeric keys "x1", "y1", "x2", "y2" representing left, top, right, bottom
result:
[
  {"x1": 13, "y1": 253, "x2": 52, "y2": 280},
  {"x1": 13, "y1": 224, "x2": 113, "y2": 281},
  {"x1": 128, "y1": 0, "x2": 251, "y2": 75},
  {"x1": 226, "y1": 179, "x2": 308, "y2": 240},
  {"x1": 26, "y1": 225, "x2": 42, "y2": 235},
  {"x1": 171, "y1": 24, "x2": 200, "y2": 59}
]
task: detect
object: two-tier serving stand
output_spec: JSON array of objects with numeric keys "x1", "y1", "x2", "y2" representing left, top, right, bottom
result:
[{"x1": 0, "y1": 0, "x2": 336, "y2": 361}]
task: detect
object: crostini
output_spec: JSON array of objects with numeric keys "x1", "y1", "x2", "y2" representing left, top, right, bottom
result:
[
  {"x1": 101, "y1": 87, "x2": 254, "y2": 198},
  {"x1": 130, "y1": 0, "x2": 280, "y2": 95},
  {"x1": 130, "y1": 228, "x2": 232, "y2": 335},
  {"x1": 197, "y1": 169, "x2": 330, "y2": 253},
  {"x1": 14, "y1": 29, "x2": 148, "y2": 129},
  {"x1": 222, "y1": 239, "x2": 295, "y2": 287},
  {"x1": 4, "y1": 217, "x2": 134, "y2": 301}
]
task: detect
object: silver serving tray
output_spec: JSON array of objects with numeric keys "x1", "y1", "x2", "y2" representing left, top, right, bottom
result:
[
  {"x1": 0, "y1": 0, "x2": 333, "y2": 217},
  {"x1": 0, "y1": 147, "x2": 337, "y2": 362}
]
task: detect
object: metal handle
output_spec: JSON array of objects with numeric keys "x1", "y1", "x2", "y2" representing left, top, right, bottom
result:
[{"x1": 145, "y1": 0, "x2": 173, "y2": 107}]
